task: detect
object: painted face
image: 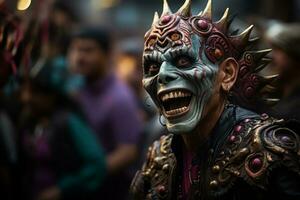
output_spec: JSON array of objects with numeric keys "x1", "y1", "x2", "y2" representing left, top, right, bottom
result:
[{"x1": 142, "y1": 12, "x2": 233, "y2": 134}]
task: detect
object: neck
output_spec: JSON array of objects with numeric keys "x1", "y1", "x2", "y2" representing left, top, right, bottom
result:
[
  {"x1": 181, "y1": 101, "x2": 225, "y2": 153},
  {"x1": 87, "y1": 70, "x2": 110, "y2": 85}
]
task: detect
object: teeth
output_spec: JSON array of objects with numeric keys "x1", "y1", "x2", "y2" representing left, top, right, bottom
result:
[
  {"x1": 170, "y1": 92, "x2": 174, "y2": 98},
  {"x1": 165, "y1": 106, "x2": 188, "y2": 116},
  {"x1": 160, "y1": 90, "x2": 191, "y2": 102}
]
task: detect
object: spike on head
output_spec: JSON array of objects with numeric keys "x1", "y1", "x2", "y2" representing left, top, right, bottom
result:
[
  {"x1": 254, "y1": 58, "x2": 271, "y2": 72},
  {"x1": 152, "y1": 12, "x2": 159, "y2": 26},
  {"x1": 239, "y1": 25, "x2": 254, "y2": 39},
  {"x1": 230, "y1": 25, "x2": 254, "y2": 50},
  {"x1": 162, "y1": 0, "x2": 172, "y2": 16},
  {"x1": 177, "y1": 0, "x2": 192, "y2": 17},
  {"x1": 250, "y1": 49, "x2": 272, "y2": 62},
  {"x1": 263, "y1": 74, "x2": 279, "y2": 82},
  {"x1": 263, "y1": 98, "x2": 280, "y2": 105},
  {"x1": 215, "y1": 8, "x2": 229, "y2": 32},
  {"x1": 201, "y1": 0, "x2": 212, "y2": 20}
]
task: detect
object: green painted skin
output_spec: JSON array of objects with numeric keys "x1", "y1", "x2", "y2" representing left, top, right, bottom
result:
[{"x1": 143, "y1": 35, "x2": 219, "y2": 134}]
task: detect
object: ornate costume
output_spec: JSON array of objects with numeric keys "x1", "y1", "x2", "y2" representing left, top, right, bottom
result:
[{"x1": 131, "y1": 0, "x2": 300, "y2": 199}]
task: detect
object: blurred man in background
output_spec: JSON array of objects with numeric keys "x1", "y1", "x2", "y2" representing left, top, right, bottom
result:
[
  {"x1": 19, "y1": 61, "x2": 106, "y2": 200},
  {"x1": 266, "y1": 23, "x2": 300, "y2": 121},
  {"x1": 68, "y1": 27, "x2": 142, "y2": 199}
]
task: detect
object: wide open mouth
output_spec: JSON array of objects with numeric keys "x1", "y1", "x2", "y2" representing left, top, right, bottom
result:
[{"x1": 158, "y1": 89, "x2": 192, "y2": 118}]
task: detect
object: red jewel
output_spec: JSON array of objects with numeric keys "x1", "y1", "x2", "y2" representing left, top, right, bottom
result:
[
  {"x1": 161, "y1": 15, "x2": 171, "y2": 24},
  {"x1": 250, "y1": 157, "x2": 262, "y2": 172},
  {"x1": 234, "y1": 125, "x2": 242, "y2": 133},
  {"x1": 229, "y1": 135, "x2": 236, "y2": 142},
  {"x1": 197, "y1": 19, "x2": 209, "y2": 30},
  {"x1": 157, "y1": 185, "x2": 166, "y2": 194},
  {"x1": 244, "y1": 118, "x2": 250, "y2": 123},
  {"x1": 214, "y1": 48, "x2": 223, "y2": 59}
]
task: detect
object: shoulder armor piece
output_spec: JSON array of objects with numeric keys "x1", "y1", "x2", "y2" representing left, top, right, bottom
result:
[
  {"x1": 130, "y1": 134, "x2": 176, "y2": 200},
  {"x1": 208, "y1": 114, "x2": 300, "y2": 196}
]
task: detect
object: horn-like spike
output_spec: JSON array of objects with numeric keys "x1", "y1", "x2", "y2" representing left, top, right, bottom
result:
[
  {"x1": 201, "y1": 0, "x2": 212, "y2": 19},
  {"x1": 162, "y1": 0, "x2": 172, "y2": 16},
  {"x1": 249, "y1": 37, "x2": 260, "y2": 43},
  {"x1": 177, "y1": 0, "x2": 192, "y2": 17},
  {"x1": 246, "y1": 37, "x2": 260, "y2": 50},
  {"x1": 263, "y1": 98, "x2": 280, "y2": 105},
  {"x1": 261, "y1": 84, "x2": 277, "y2": 93},
  {"x1": 238, "y1": 25, "x2": 253, "y2": 42},
  {"x1": 250, "y1": 49, "x2": 272, "y2": 62},
  {"x1": 152, "y1": 12, "x2": 159, "y2": 26},
  {"x1": 240, "y1": 25, "x2": 254, "y2": 37},
  {"x1": 215, "y1": 8, "x2": 229, "y2": 32},
  {"x1": 263, "y1": 74, "x2": 279, "y2": 82},
  {"x1": 230, "y1": 25, "x2": 254, "y2": 49},
  {"x1": 254, "y1": 58, "x2": 271, "y2": 72}
]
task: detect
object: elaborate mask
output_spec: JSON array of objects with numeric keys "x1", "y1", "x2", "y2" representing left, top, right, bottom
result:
[{"x1": 142, "y1": 0, "x2": 277, "y2": 134}]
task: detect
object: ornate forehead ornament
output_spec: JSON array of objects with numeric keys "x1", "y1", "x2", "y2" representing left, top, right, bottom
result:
[{"x1": 144, "y1": 0, "x2": 279, "y2": 110}]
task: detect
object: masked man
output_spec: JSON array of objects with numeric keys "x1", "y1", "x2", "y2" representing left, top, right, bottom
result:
[{"x1": 131, "y1": 0, "x2": 300, "y2": 199}]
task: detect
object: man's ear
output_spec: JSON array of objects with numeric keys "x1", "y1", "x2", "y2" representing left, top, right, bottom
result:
[{"x1": 219, "y1": 57, "x2": 239, "y2": 92}]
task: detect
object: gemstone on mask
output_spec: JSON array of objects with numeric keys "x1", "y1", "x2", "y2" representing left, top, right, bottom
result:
[
  {"x1": 197, "y1": 19, "x2": 209, "y2": 31},
  {"x1": 214, "y1": 48, "x2": 223, "y2": 60},
  {"x1": 161, "y1": 15, "x2": 171, "y2": 24}
]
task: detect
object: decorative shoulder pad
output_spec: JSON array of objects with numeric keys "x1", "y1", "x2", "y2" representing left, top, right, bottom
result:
[
  {"x1": 208, "y1": 115, "x2": 300, "y2": 196},
  {"x1": 130, "y1": 134, "x2": 176, "y2": 200}
]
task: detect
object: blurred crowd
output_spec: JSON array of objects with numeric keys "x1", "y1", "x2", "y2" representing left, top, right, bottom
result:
[{"x1": 0, "y1": 0, "x2": 299, "y2": 200}]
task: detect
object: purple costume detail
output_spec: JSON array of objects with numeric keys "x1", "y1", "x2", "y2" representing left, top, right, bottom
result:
[{"x1": 77, "y1": 73, "x2": 143, "y2": 199}]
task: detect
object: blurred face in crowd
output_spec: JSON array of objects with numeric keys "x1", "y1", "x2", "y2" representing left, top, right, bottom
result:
[
  {"x1": 68, "y1": 38, "x2": 108, "y2": 80},
  {"x1": 271, "y1": 47, "x2": 300, "y2": 80},
  {"x1": 271, "y1": 47, "x2": 292, "y2": 74}
]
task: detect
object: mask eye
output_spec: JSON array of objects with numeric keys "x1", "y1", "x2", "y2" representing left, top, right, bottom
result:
[
  {"x1": 174, "y1": 56, "x2": 193, "y2": 68},
  {"x1": 144, "y1": 61, "x2": 160, "y2": 77}
]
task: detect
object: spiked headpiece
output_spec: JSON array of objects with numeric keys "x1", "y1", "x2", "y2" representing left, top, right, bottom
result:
[{"x1": 144, "y1": 0, "x2": 279, "y2": 109}]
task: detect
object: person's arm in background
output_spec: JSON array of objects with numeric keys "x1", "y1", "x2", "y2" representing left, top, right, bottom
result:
[
  {"x1": 106, "y1": 95, "x2": 143, "y2": 174},
  {"x1": 107, "y1": 145, "x2": 138, "y2": 174},
  {"x1": 37, "y1": 114, "x2": 106, "y2": 200}
]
